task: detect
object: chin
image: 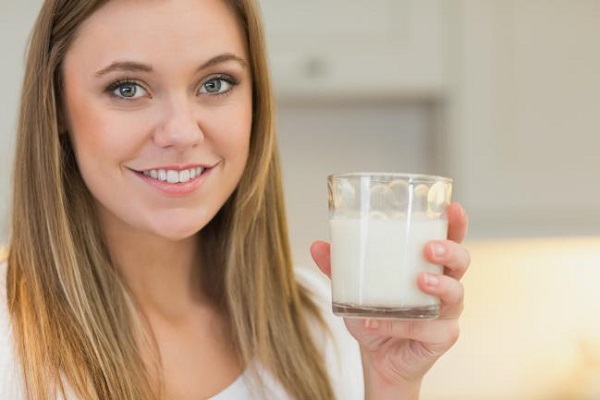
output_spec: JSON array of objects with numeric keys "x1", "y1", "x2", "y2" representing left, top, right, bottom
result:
[
  {"x1": 149, "y1": 214, "x2": 211, "y2": 242},
  {"x1": 153, "y1": 227, "x2": 200, "y2": 242}
]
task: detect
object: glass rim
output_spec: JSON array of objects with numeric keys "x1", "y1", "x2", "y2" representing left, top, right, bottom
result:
[{"x1": 327, "y1": 172, "x2": 453, "y2": 184}]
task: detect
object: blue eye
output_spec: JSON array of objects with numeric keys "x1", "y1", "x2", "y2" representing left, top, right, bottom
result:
[
  {"x1": 199, "y1": 76, "x2": 236, "y2": 95},
  {"x1": 107, "y1": 80, "x2": 148, "y2": 99}
]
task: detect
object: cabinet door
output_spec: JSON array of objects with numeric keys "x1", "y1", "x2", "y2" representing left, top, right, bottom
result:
[
  {"x1": 257, "y1": 0, "x2": 445, "y2": 100},
  {"x1": 449, "y1": 0, "x2": 600, "y2": 237},
  {"x1": 0, "y1": 0, "x2": 43, "y2": 242}
]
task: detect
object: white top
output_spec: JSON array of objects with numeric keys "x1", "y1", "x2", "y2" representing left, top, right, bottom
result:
[{"x1": 0, "y1": 261, "x2": 363, "y2": 399}]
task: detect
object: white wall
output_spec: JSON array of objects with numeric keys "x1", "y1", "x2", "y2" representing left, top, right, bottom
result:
[
  {"x1": 0, "y1": 1, "x2": 43, "y2": 242},
  {"x1": 447, "y1": 0, "x2": 600, "y2": 238}
]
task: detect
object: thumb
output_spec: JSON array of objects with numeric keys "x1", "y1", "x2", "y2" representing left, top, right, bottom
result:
[{"x1": 310, "y1": 241, "x2": 332, "y2": 278}]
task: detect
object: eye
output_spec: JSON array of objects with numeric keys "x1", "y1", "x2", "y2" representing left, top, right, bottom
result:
[
  {"x1": 107, "y1": 80, "x2": 148, "y2": 99},
  {"x1": 199, "y1": 75, "x2": 236, "y2": 95}
]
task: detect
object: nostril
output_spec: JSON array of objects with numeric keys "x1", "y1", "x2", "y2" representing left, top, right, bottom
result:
[
  {"x1": 153, "y1": 106, "x2": 204, "y2": 148},
  {"x1": 153, "y1": 126, "x2": 204, "y2": 149}
]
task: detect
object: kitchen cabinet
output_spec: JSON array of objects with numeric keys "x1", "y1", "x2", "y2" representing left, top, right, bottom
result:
[
  {"x1": 0, "y1": 0, "x2": 43, "y2": 242},
  {"x1": 447, "y1": 0, "x2": 600, "y2": 237},
  {"x1": 257, "y1": 0, "x2": 445, "y2": 101}
]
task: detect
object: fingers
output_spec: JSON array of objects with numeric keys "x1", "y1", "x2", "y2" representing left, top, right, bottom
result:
[
  {"x1": 310, "y1": 240, "x2": 331, "y2": 278},
  {"x1": 446, "y1": 202, "x2": 468, "y2": 243},
  {"x1": 423, "y1": 240, "x2": 470, "y2": 281},
  {"x1": 351, "y1": 274, "x2": 464, "y2": 346},
  {"x1": 418, "y1": 273, "x2": 464, "y2": 320},
  {"x1": 357, "y1": 316, "x2": 460, "y2": 348}
]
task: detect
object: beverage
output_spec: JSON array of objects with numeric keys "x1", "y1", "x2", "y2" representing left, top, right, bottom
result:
[
  {"x1": 328, "y1": 172, "x2": 452, "y2": 319},
  {"x1": 330, "y1": 217, "x2": 447, "y2": 318}
]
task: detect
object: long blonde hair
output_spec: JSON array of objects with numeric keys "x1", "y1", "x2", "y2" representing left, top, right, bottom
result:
[{"x1": 7, "y1": 0, "x2": 334, "y2": 399}]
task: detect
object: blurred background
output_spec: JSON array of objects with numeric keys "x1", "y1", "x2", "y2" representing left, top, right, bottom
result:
[{"x1": 1, "y1": 1, "x2": 600, "y2": 399}]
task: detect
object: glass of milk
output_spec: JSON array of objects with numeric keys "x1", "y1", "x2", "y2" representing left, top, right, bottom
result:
[{"x1": 328, "y1": 173, "x2": 452, "y2": 319}]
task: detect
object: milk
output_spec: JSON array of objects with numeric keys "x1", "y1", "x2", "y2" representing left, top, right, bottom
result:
[{"x1": 330, "y1": 217, "x2": 447, "y2": 310}]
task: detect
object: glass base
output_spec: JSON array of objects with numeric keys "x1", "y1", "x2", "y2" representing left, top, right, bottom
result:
[{"x1": 332, "y1": 302, "x2": 440, "y2": 320}]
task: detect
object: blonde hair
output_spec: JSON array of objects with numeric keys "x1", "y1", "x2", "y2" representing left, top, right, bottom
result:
[{"x1": 7, "y1": 0, "x2": 334, "y2": 399}]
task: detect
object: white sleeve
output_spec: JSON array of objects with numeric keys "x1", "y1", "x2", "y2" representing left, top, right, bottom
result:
[{"x1": 295, "y1": 265, "x2": 364, "y2": 400}]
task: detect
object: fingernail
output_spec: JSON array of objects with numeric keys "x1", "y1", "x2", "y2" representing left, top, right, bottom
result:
[
  {"x1": 425, "y1": 273, "x2": 440, "y2": 286},
  {"x1": 432, "y1": 243, "x2": 446, "y2": 257},
  {"x1": 365, "y1": 319, "x2": 380, "y2": 329},
  {"x1": 315, "y1": 246, "x2": 325, "y2": 257}
]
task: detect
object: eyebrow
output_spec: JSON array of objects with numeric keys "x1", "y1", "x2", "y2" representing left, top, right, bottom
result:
[
  {"x1": 95, "y1": 53, "x2": 248, "y2": 76},
  {"x1": 95, "y1": 61, "x2": 152, "y2": 76},
  {"x1": 197, "y1": 53, "x2": 247, "y2": 71}
]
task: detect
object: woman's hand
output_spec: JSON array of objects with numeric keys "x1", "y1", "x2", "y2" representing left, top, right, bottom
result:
[{"x1": 311, "y1": 203, "x2": 470, "y2": 400}]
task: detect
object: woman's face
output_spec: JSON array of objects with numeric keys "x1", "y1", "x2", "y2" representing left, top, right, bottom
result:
[{"x1": 62, "y1": 0, "x2": 253, "y2": 241}]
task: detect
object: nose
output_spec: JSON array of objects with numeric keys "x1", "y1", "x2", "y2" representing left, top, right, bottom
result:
[{"x1": 152, "y1": 97, "x2": 204, "y2": 149}]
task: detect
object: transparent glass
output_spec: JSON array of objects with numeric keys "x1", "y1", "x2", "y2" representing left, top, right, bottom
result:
[{"x1": 328, "y1": 173, "x2": 453, "y2": 319}]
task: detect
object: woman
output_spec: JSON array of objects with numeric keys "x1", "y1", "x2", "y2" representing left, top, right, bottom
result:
[{"x1": 1, "y1": 0, "x2": 470, "y2": 399}]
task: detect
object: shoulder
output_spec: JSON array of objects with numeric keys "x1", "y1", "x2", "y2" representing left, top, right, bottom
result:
[
  {"x1": 294, "y1": 266, "x2": 364, "y2": 400},
  {"x1": 0, "y1": 260, "x2": 27, "y2": 398}
]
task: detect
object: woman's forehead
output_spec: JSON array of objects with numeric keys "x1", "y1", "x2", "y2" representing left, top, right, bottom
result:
[{"x1": 67, "y1": 0, "x2": 248, "y2": 65}]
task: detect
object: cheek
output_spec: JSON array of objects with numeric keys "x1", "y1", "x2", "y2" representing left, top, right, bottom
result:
[
  {"x1": 212, "y1": 102, "x2": 252, "y2": 162},
  {"x1": 67, "y1": 117, "x2": 110, "y2": 190},
  {"x1": 64, "y1": 87, "x2": 111, "y2": 158},
  {"x1": 231, "y1": 119, "x2": 252, "y2": 171},
  {"x1": 68, "y1": 120, "x2": 120, "y2": 184},
  {"x1": 66, "y1": 103, "x2": 148, "y2": 169}
]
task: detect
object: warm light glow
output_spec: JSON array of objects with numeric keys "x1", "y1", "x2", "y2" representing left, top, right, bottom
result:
[{"x1": 422, "y1": 237, "x2": 600, "y2": 400}]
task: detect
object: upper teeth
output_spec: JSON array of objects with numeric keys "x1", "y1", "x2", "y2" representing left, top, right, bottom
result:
[{"x1": 142, "y1": 167, "x2": 204, "y2": 183}]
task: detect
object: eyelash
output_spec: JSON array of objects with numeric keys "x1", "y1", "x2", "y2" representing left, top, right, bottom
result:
[
  {"x1": 201, "y1": 74, "x2": 239, "y2": 97},
  {"x1": 104, "y1": 74, "x2": 239, "y2": 100},
  {"x1": 105, "y1": 78, "x2": 147, "y2": 100}
]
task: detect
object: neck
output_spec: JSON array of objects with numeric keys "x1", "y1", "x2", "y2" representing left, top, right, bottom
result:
[{"x1": 101, "y1": 218, "x2": 205, "y2": 320}]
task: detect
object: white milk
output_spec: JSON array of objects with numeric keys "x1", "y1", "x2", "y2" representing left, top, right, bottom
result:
[{"x1": 330, "y1": 217, "x2": 447, "y2": 308}]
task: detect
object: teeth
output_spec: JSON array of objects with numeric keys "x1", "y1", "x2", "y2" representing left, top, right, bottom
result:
[
  {"x1": 166, "y1": 170, "x2": 179, "y2": 183},
  {"x1": 142, "y1": 167, "x2": 204, "y2": 183},
  {"x1": 158, "y1": 170, "x2": 167, "y2": 181},
  {"x1": 180, "y1": 169, "x2": 190, "y2": 182}
]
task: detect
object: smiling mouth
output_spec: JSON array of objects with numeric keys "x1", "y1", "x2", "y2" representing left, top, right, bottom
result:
[{"x1": 140, "y1": 167, "x2": 205, "y2": 184}]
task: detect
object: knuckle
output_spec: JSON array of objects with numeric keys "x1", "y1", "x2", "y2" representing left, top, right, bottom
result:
[
  {"x1": 448, "y1": 324, "x2": 460, "y2": 345},
  {"x1": 391, "y1": 320, "x2": 418, "y2": 338},
  {"x1": 455, "y1": 282, "x2": 465, "y2": 305},
  {"x1": 463, "y1": 249, "x2": 471, "y2": 269}
]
